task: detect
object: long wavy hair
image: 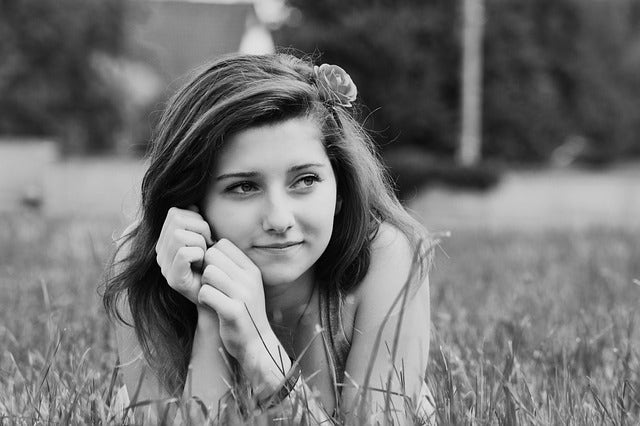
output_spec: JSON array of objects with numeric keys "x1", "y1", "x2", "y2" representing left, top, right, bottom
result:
[{"x1": 103, "y1": 53, "x2": 430, "y2": 395}]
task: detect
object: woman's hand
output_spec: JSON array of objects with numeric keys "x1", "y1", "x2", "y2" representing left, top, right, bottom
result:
[
  {"x1": 197, "y1": 240, "x2": 286, "y2": 377},
  {"x1": 155, "y1": 206, "x2": 214, "y2": 304}
]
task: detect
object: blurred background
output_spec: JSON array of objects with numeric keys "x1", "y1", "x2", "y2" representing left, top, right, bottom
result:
[{"x1": 1, "y1": 0, "x2": 639, "y2": 230}]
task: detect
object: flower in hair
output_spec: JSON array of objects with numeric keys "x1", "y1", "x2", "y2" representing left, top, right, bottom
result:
[{"x1": 313, "y1": 64, "x2": 358, "y2": 107}]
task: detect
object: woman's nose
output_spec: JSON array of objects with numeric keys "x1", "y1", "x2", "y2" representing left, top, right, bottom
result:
[{"x1": 262, "y1": 194, "x2": 295, "y2": 233}]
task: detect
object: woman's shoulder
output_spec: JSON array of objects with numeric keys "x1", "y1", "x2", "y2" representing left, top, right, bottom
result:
[
  {"x1": 349, "y1": 222, "x2": 420, "y2": 305},
  {"x1": 370, "y1": 221, "x2": 412, "y2": 251}
]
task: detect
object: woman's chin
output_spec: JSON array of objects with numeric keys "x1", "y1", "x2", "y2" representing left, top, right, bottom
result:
[
  {"x1": 262, "y1": 273, "x2": 301, "y2": 287},
  {"x1": 259, "y1": 266, "x2": 313, "y2": 288}
]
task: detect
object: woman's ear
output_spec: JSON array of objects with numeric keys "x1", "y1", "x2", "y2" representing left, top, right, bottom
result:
[{"x1": 335, "y1": 195, "x2": 343, "y2": 216}]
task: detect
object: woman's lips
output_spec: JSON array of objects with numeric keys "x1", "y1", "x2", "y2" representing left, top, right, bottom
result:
[{"x1": 254, "y1": 241, "x2": 303, "y2": 252}]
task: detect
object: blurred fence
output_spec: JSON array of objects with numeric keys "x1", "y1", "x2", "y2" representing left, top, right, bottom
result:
[
  {"x1": 411, "y1": 165, "x2": 640, "y2": 231},
  {"x1": 0, "y1": 140, "x2": 57, "y2": 211},
  {"x1": 1, "y1": 140, "x2": 639, "y2": 229},
  {"x1": 42, "y1": 158, "x2": 145, "y2": 221},
  {"x1": 0, "y1": 140, "x2": 144, "y2": 222}
]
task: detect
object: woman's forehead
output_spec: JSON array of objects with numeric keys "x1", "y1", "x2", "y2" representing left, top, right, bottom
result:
[{"x1": 214, "y1": 118, "x2": 330, "y2": 174}]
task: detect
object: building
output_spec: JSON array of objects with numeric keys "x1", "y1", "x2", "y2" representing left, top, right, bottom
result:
[
  {"x1": 133, "y1": 0, "x2": 275, "y2": 82},
  {"x1": 105, "y1": 0, "x2": 276, "y2": 153}
]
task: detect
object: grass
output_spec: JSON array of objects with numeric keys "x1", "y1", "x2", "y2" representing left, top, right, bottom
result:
[
  {"x1": 427, "y1": 228, "x2": 640, "y2": 425},
  {"x1": 1, "y1": 212, "x2": 639, "y2": 424}
]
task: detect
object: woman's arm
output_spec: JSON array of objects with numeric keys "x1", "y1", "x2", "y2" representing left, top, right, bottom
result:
[
  {"x1": 184, "y1": 306, "x2": 234, "y2": 420},
  {"x1": 196, "y1": 240, "x2": 335, "y2": 423},
  {"x1": 113, "y1": 301, "x2": 234, "y2": 422},
  {"x1": 152, "y1": 209, "x2": 302, "y2": 415},
  {"x1": 113, "y1": 312, "x2": 172, "y2": 423},
  {"x1": 197, "y1": 240, "x2": 296, "y2": 401},
  {"x1": 340, "y1": 223, "x2": 431, "y2": 424},
  {"x1": 111, "y1": 224, "x2": 174, "y2": 422},
  {"x1": 151, "y1": 208, "x2": 238, "y2": 418},
  {"x1": 146, "y1": 206, "x2": 340, "y2": 421},
  {"x1": 112, "y1": 219, "x2": 232, "y2": 422}
]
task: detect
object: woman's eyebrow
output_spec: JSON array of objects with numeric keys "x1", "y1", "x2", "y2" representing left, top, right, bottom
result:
[
  {"x1": 215, "y1": 171, "x2": 259, "y2": 181},
  {"x1": 216, "y1": 163, "x2": 326, "y2": 181},
  {"x1": 288, "y1": 163, "x2": 326, "y2": 172}
]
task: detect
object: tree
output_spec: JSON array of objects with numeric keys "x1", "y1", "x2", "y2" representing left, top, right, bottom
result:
[
  {"x1": 277, "y1": 0, "x2": 640, "y2": 163},
  {"x1": 276, "y1": 0, "x2": 460, "y2": 155},
  {"x1": 0, "y1": 0, "x2": 132, "y2": 154},
  {"x1": 457, "y1": 0, "x2": 485, "y2": 166}
]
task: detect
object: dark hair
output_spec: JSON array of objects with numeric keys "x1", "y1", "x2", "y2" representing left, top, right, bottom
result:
[{"x1": 103, "y1": 52, "x2": 430, "y2": 394}]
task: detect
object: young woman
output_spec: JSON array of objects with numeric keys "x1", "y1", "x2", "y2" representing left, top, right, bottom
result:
[{"x1": 104, "y1": 53, "x2": 433, "y2": 424}]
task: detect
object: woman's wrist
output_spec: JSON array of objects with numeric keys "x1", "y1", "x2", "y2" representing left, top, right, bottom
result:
[
  {"x1": 255, "y1": 358, "x2": 302, "y2": 410},
  {"x1": 194, "y1": 309, "x2": 296, "y2": 405},
  {"x1": 196, "y1": 305, "x2": 220, "y2": 333},
  {"x1": 184, "y1": 306, "x2": 232, "y2": 416},
  {"x1": 240, "y1": 332, "x2": 293, "y2": 399}
]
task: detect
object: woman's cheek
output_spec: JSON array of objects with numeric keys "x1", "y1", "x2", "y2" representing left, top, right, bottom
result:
[
  {"x1": 306, "y1": 191, "x2": 337, "y2": 233},
  {"x1": 206, "y1": 200, "x2": 254, "y2": 243}
]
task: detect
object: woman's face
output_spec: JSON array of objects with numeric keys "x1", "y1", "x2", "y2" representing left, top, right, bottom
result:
[{"x1": 205, "y1": 117, "x2": 338, "y2": 287}]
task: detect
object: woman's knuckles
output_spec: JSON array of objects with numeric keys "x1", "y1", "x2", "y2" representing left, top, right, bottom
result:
[
  {"x1": 171, "y1": 228, "x2": 184, "y2": 243},
  {"x1": 176, "y1": 246, "x2": 203, "y2": 262},
  {"x1": 204, "y1": 246, "x2": 223, "y2": 264},
  {"x1": 167, "y1": 206, "x2": 183, "y2": 222},
  {"x1": 196, "y1": 284, "x2": 211, "y2": 303},
  {"x1": 202, "y1": 265, "x2": 221, "y2": 285}
]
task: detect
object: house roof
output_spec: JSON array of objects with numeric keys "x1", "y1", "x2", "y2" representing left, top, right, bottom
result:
[{"x1": 133, "y1": 0, "x2": 260, "y2": 81}]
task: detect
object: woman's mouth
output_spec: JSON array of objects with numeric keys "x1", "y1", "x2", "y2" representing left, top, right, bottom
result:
[{"x1": 254, "y1": 241, "x2": 303, "y2": 252}]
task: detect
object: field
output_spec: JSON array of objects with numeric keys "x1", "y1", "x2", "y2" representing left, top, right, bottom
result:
[
  {"x1": 1, "y1": 212, "x2": 639, "y2": 424},
  {"x1": 427, "y1": 227, "x2": 640, "y2": 424}
]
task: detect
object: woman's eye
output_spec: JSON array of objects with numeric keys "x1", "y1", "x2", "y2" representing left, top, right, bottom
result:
[
  {"x1": 293, "y1": 175, "x2": 320, "y2": 189},
  {"x1": 228, "y1": 182, "x2": 258, "y2": 194}
]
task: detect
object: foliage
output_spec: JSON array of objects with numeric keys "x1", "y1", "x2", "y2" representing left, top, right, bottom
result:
[
  {"x1": 384, "y1": 146, "x2": 501, "y2": 201},
  {"x1": 0, "y1": 0, "x2": 131, "y2": 154},
  {"x1": 277, "y1": 0, "x2": 459, "y2": 156},
  {"x1": 276, "y1": 0, "x2": 640, "y2": 163},
  {"x1": 2, "y1": 214, "x2": 640, "y2": 423},
  {"x1": 484, "y1": 0, "x2": 640, "y2": 162}
]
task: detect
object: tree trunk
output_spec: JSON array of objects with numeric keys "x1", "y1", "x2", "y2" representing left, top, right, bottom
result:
[{"x1": 457, "y1": 0, "x2": 485, "y2": 166}]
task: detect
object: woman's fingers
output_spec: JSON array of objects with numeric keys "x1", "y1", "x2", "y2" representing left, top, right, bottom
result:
[
  {"x1": 156, "y1": 229, "x2": 205, "y2": 272},
  {"x1": 170, "y1": 229, "x2": 207, "y2": 260},
  {"x1": 198, "y1": 285, "x2": 238, "y2": 319},
  {"x1": 158, "y1": 207, "x2": 214, "y2": 249},
  {"x1": 181, "y1": 216, "x2": 214, "y2": 246},
  {"x1": 204, "y1": 245, "x2": 247, "y2": 282},
  {"x1": 172, "y1": 246, "x2": 206, "y2": 273},
  {"x1": 167, "y1": 246, "x2": 205, "y2": 301},
  {"x1": 154, "y1": 206, "x2": 218, "y2": 305},
  {"x1": 212, "y1": 239, "x2": 261, "y2": 277},
  {"x1": 202, "y1": 264, "x2": 237, "y2": 299}
]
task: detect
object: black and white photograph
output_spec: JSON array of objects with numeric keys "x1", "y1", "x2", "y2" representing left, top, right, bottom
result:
[{"x1": 1, "y1": 0, "x2": 640, "y2": 424}]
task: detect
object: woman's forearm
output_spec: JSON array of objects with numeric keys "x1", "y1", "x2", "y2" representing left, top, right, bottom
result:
[
  {"x1": 184, "y1": 307, "x2": 233, "y2": 414},
  {"x1": 187, "y1": 306, "x2": 332, "y2": 422},
  {"x1": 240, "y1": 335, "x2": 334, "y2": 423},
  {"x1": 239, "y1": 331, "x2": 293, "y2": 401}
]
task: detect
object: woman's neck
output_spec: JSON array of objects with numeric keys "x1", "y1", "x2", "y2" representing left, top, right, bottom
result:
[{"x1": 263, "y1": 268, "x2": 315, "y2": 326}]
